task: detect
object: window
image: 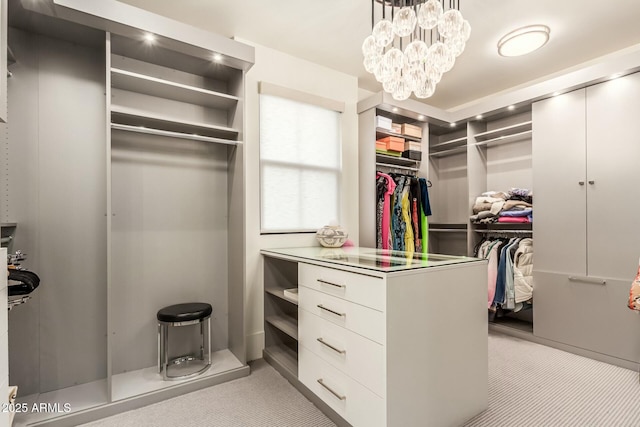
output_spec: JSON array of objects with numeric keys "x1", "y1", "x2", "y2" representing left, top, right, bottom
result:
[{"x1": 259, "y1": 84, "x2": 343, "y2": 233}]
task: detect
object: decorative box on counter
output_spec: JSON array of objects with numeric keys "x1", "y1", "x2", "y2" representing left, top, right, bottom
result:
[
  {"x1": 376, "y1": 115, "x2": 392, "y2": 131},
  {"x1": 401, "y1": 123, "x2": 422, "y2": 138},
  {"x1": 375, "y1": 140, "x2": 387, "y2": 151},
  {"x1": 402, "y1": 150, "x2": 422, "y2": 160},
  {"x1": 404, "y1": 141, "x2": 421, "y2": 151},
  {"x1": 377, "y1": 136, "x2": 404, "y2": 152}
]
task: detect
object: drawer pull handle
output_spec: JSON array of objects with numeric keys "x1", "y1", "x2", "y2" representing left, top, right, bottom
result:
[
  {"x1": 317, "y1": 379, "x2": 346, "y2": 401},
  {"x1": 568, "y1": 276, "x2": 606, "y2": 285},
  {"x1": 317, "y1": 337, "x2": 346, "y2": 355},
  {"x1": 317, "y1": 279, "x2": 345, "y2": 289},
  {"x1": 317, "y1": 304, "x2": 346, "y2": 317}
]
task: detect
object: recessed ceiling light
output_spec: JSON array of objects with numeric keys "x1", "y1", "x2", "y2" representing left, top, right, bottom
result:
[
  {"x1": 392, "y1": 107, "x2": 399, "y2": 113},
  {"x1": 212, "y1": 53, "x2": 223, "y2": 62},
  {"x1": 449, "y1": 122, "x2": 456, "y2": 128},
  {"x1": 508, "y1": 105, "x2": 516, "y2": 111},
  {"x1": 418, "y1": 115, "x2": 425, "y2": 120},
  {"x1": 475, "y1": 114, "x2": 483, "y2": 120},
  {"x1": 498, "y1": 25, "x2": 550, "y2": 57},
  {"x1": 144, "y1": 33, "x2": 156, "y2": 43}
]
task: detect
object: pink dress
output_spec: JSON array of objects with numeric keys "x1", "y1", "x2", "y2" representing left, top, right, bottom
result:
[{"x1": 376, "y1": 172, "x2": 396, "y2": 250}]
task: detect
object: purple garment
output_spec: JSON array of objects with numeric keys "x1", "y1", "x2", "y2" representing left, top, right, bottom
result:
[{"x1": 499, "y1": 208, "x2": 533, "y2": 217}]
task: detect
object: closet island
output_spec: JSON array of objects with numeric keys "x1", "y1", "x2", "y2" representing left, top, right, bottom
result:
[{"x1": 261, "y1": 247, "x2": 488, "y2": 427}]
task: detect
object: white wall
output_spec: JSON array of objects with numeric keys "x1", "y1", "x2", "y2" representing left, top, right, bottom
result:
[{"x1": 238, "y1": 40, "x2": 359, "y2": 360}]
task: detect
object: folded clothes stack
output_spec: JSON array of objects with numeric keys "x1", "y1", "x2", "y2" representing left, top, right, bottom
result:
[{"x1": 470, "y1": 188, "x2": 533, "y2": 224}]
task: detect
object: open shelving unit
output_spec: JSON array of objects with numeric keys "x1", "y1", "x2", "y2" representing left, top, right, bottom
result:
[{"x1": 263, "y1": 256, "x2": 299, "y2": 378}]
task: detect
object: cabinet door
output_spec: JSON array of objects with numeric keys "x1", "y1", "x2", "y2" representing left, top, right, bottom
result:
[
  {"x1": 586, "y1": 74, "x2": 640, "y2": 280},
  {"x1": 534, "y1": 271, "x2": 640, "y2": 363},
  {"x1": 532, "y1": 89, "x2": 587, "y2": 274}
]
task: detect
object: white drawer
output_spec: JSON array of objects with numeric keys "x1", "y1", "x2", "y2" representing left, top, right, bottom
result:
[
  {"x1": 299, "y1": 286, "x2": 385, "y2": 345},
  {"x1": 299, "y1": 309, "x2": 385, "y2": 397},
  {"x1": 299, "y1": 263, "x2": 385, "y2": 311},
  {"x1": 299, "y1": 346, "x2": 385, "y2": 427}
]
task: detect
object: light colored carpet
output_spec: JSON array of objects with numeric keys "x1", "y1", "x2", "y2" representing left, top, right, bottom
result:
[
  {"x1": 82, "y1": 359, "x2": 335, "y2": 427},
  {"x1": 83, "y1": 332, "x2": 640, "y2": 426},
  {"x1": 465, "y1": 332, "x2": 640, "y2": 427}
]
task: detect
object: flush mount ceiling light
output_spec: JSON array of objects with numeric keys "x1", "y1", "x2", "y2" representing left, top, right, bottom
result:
[
  {"x1": 498, "y1": 25, "x2": 550, "y2": 57},
  {"x1": 362, "y1": 0, "x2": 471, "y2": 101}
]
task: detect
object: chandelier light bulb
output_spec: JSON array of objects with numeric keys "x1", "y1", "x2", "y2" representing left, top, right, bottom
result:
[
  {"x1": 414, "y1": 75, "x2": 436, "y2": 99},
  {"x1": 461, "y1": 20, "x2": 472, "y2": 41},
  {"x1": 372, "y1": 20, "x2": 394, "y2": 47},
  {"x1": 362, "y1": 35, "x2": 381, "y2": 57},
  {"x1": 392, "y1": 76, "x2": 412, "y2": 101},
  {"x1": 417, "y1": 0, "x2": 443, "y2": 30},
  {"x1": 437, "y1": 9, "x2": 464, "y2": 39},
  {"x1": 393, "y1": 7, "x2": 417, "y2": 37},
  {"x1": 404, "y1": 40, "x2": 429, "y2": 70}
]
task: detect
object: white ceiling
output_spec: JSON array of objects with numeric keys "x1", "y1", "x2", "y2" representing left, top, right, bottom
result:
[{"x1": 119, "y1": 0, "x2": 640, "y2": 110}]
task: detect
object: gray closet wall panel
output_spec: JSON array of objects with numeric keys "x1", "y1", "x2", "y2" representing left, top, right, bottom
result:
[
  {"x1": 585, "y1": 74, "x2": 640, "y2": 280},
  {"x1": 430, "y1": 153, "x2": 468, "y2": 224},
  {"x1": 532, "y1": 90, "x2": 587, "y2": 275},
  {"x1": 485, "y1": 140, "x2": 532, "y2": 191},
  {"x1": 110, "y1": 131, "x2": 229, "y2": 374},
  {"x1": 5, "y1": 28, "x2": 41, "y2": 396},
  {"x1": 35, "y1": 34, "x2": 107, "y2": 392}
]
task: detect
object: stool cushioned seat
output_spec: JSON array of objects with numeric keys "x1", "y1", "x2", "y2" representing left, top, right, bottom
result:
[{"x1": 157, "y1": 302, "x2": 212, "y2": 323}]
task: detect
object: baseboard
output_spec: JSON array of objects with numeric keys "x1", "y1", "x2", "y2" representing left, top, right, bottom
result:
[
  {"x1": 246, "y1": 331, "x2": 264, "y2": 362},
  {"x1": 490, "y1": 324, "x2": 640, "y2": 372},
  {"x1": 27, "y1": 366, "x2": 250, "y2": 427}
]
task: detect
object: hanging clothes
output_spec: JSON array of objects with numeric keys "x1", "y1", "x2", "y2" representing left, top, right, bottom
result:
[
  {"x1": 401, "y1": 179, "x2": 415, "y2": 254},
  {"x1": 391, "y1": 175, "x2": 407, "y2": 251},
  {"x1": 376, "y1": 172, "x2": 396, "y2": 250},
  {"x1": 418, "y1": 178, "x2": 432, "y2": 254}
]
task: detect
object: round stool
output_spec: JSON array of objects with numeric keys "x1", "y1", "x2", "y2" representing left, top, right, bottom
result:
[{"x1": 157, "y1": 302, "x2": 212, "y2": 381}]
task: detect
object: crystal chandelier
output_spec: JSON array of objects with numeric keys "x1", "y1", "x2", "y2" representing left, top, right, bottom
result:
[{"x1": 362, "y1": 0, "x2": 470, "y2": 101}]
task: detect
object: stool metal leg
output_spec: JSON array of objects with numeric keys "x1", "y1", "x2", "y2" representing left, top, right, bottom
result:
[
  {"x1": 207, "y1": 317, "x2": 212, "y2": 367},
  {"x1": 157, "y1": 323, "x2": 162, "y2": 374},
  {"x1": 162, "y1": 324, "x2": 170, "y2": 381},
  {"x1": 200, "y1": 321, "x2": 204, "y2": 361}
]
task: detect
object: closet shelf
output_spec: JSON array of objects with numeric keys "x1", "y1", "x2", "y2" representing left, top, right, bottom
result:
[
  {"x1": 111, "y1": 123, "x2": 242, "y2": 146},
  {"x1": 473, "y1": 223, "x2": 532, "y2": 231},
  {"x1": 376, "y1": 162, "x2": 418, "y2": 173},
  {"x1": 265, "y1": 315, "x2": 298, "y2": 340},
  {"x1": 474, "y1": 121, "x2": 532, "y2": 142},
  {"x1": 111, "y1": 106, "x2": 239, "y2": 140},
  {"x1": 264, "y1": 345, "x2": 298, "y2": 377},
  {"x1": 430, "y1": 135, "x2": 467, "y2": 150},
  {"x1": 375, "y1": 153, "x2": 418, "y2": 166},
  {"x1": 265, "y1": 287, "x2": 298, "y2": 306},
  {"x1": 472, "y1": 130, "x2": 532, "y2": 148},
  {"x1": 430, "y1": 145, "x2": 467, "y2": 158},
  {"x1": 376, "y1": 127, "x2": 421, "y2": 142},
  {"x1": 430, "y1": 223, "x2": 468, "y2": 233},
  {"x1": 111, "y1": 68, "x2": 240, "y2": 110}
]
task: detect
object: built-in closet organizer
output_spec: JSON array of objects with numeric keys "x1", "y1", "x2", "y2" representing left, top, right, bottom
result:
[
  {"x1": 468, "y1": 111, "x2": 534, "y2": 331},
  {"x1": 3, "y1": 1, "x2": 254, "y2": 425},
  {"x1": 261, "y1": 247, "x2": 488, "y2": 427},
  {"x1": 357, "y1": 101, "x2": 429, "y2": 249},
  {"x1": 533, "y1": 73, "x2": 640, "y2": 366},
  {"x1": 428, "y1": 123, "x2": 469, "y2": 255}
]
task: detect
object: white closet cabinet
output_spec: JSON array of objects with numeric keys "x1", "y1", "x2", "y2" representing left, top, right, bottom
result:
[{"x1": 533, "y1": 73, "x2": 640, "y2": 364}]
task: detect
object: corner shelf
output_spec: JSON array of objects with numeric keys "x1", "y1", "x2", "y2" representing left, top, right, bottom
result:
[
  {"x1": 474, "y1": 121, "x2": 532, "y2": 142},
  {"x1": 111, "y1": 68, "x2": 240, "y2": 110},
  {"x1": 263, "y1": 345, "x2": 298, "y2": 377},
  {"x1": 430, "y1": 145, "x2": 467, "y2": 158}
]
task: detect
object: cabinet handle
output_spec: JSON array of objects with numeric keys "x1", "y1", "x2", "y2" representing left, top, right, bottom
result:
[
  {"x1": 578, "y1": 181, "x2": 585, "y2": 186},
  {"x1": 317, "y1": 279, "x2": 345, "y2": 289},
  {"x1": 568, "y1": 276, "x2": 606, "y2": 285},
  {"x1": 317, "y1": 379, "x2": 346, "y2": 400},
  {"x1": 317, "y1": 304, "x2": 346, "y2": 317},
  {"x1": 317, "y1": 337, "x2": 346, "y2": 354},
  {"x1": 588, "y1": 180, "x2": 595, "y2": 185}
]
